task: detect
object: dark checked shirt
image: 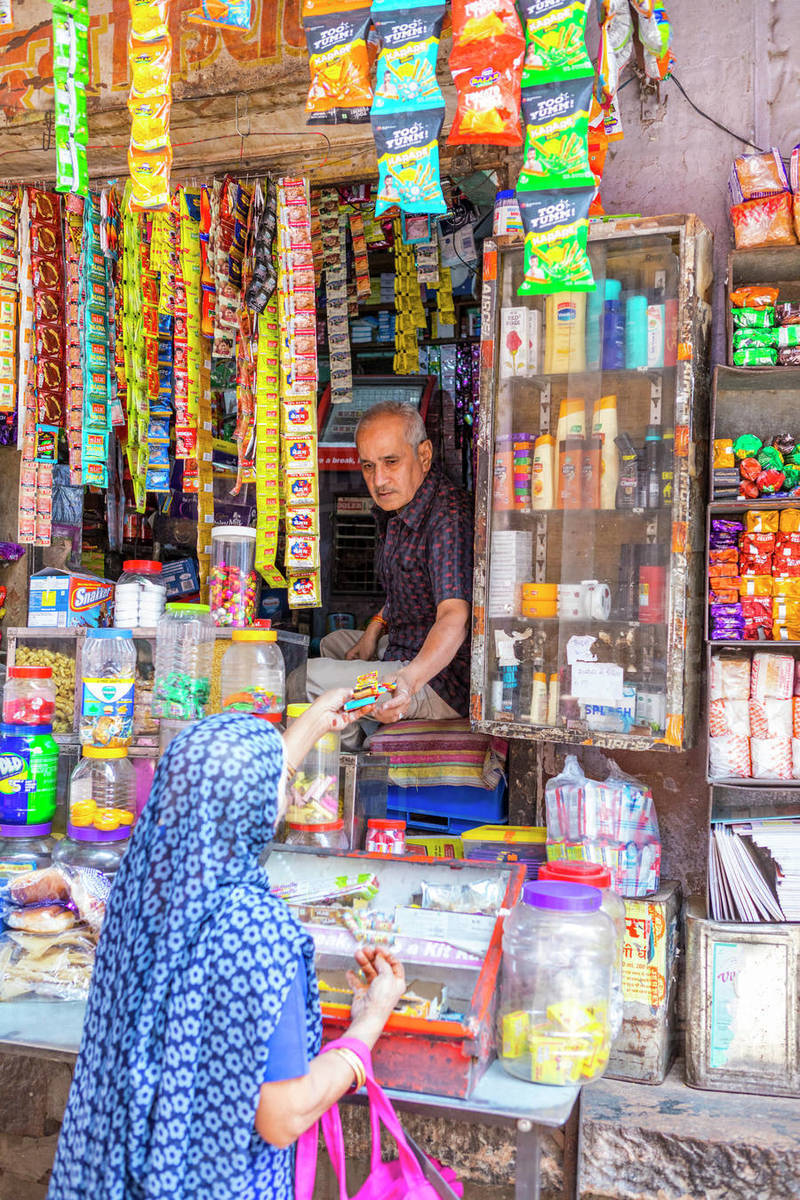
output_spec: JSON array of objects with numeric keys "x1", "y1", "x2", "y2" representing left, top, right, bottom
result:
[{"x1": 375, "y1": 467, "x2": 473, "y2": 716}]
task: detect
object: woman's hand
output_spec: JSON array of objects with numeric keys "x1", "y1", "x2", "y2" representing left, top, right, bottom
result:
[
  {"x1": 306, "y1": 686, "x2": 368, "y2": 733},
  {"x1": 346, "y1": 947, "x2": 406, "y2": 1028}
]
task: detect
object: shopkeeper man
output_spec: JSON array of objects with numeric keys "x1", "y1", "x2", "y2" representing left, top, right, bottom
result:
[{"x1": 304, "y1": 400, "x2": 473, "y2": 735}]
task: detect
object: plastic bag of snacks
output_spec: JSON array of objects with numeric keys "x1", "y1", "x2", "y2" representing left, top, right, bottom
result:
[
  {"x1": 371, "y1": 2, "x2": 445, "y2": 114},
  {"x1": 544, "y1": 754, "x2": 660, "y2": 897},
  {"x1": 519, "y1": 0, "x2": 593, "y2": 86},
  {"x1": 730, "y1": 192, "x2": 796, "y2": 249},
  {"x1": 732, "y1": 148, "x2": 790, "y2": 201},
  {"x1": 372, "y1": 109, "x2": 446, "y2": 215},
  {"x1": 517, "y1": 187, "x2": 595, "y2": 294},
  {"x1": 303, "y1": 5, "x2": 373, "y2": 124},
  {"x1": 187, "y1": 0, "x2": 250, "y2": 29},
  {"x1": 448, "y1": 59, "x2": 524, "y2": 146},
  {"x1": 518, "y1": 77, "x2": 594, "y2": 189}
]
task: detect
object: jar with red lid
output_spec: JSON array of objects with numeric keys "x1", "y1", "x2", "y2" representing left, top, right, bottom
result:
[
  {"x1": 365, "y1": 818, "x2": 406, "y2": 856},
  {"x1": 114, "y1": 560, "x2": 166, "y2": 629},
  {"x1": 284, "y1": 819, "x2": 349, "y2": 850},
  {"x1": 2, "y1": 667, "x2": 56, "y2": 726}
]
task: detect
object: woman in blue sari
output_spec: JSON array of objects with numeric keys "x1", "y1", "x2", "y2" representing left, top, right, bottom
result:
[{"x1": 47, "y1": 691, "x2": 405, "y2": 1200}]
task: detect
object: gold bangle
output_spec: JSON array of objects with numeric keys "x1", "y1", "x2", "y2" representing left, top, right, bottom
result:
[
  {"x1": 370, "y1": 614, "x2": 388, "y2": 630},
  {"x1": 285, "y1": 758, "x2": 298, "y2": 782},
  {"x1": 331, "y1": 1046, "x2": 366, "y2": 1091}
]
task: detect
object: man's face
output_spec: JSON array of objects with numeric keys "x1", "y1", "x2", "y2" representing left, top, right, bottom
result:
[{"x1": 357, "y1": 415, "x2": 432, "y2": 511}]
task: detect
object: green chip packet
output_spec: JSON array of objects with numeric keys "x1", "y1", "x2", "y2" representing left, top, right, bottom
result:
[
  {"x1": 520, "y1": 0, "x2": 593, "y2": 87},
  {"x1": 519, "y1": 77, "x2": 594, "y2": 191},
  {"x1": 731, "y1": 306, "x2": 775, "y2": 328},
  {"x1": 517, "y1": 187, "x2": 596, "y2": 295}
]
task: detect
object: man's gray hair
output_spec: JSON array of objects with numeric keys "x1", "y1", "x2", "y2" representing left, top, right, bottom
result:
[{"x1": 355, "y1": 401, "x2": 428, "y2": 449}]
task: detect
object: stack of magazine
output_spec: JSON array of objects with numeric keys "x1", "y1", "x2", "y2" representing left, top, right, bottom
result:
[{"x1": 709, "y1": 818, "x2": 800, "y2": 922}]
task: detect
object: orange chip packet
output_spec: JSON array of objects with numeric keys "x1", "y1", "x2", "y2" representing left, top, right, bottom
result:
[
  {"x1": 450, "y1": 0, "x2": 525, "y2": 70},
  {"x1": 447, "y1": 59, "x2": 523, "y2": 146}
]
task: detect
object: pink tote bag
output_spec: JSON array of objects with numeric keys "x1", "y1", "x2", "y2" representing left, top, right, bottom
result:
[{"x1": 295, "y1": 1045, "x2": 462, "y2": 1200}]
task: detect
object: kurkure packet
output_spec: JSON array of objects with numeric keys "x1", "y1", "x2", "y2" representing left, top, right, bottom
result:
[
  {"x1": 303, "y1": 7, "x2": 373, "y2": 124},
  {"x1": 518, "y1": 77, "x2": 594, "y2": 189},
  {"x1": 371, "y1": 2, "x2": 446, "y2": 114},
  {"x1": 372, "y1": 109, "x2": 447, "y2": 215},
  {"x1": 517, "y1": 188, "x2": 595, "y2": 295},
  {"x1": 519, "y1": 0, "x2": 593, "y2": 87}
]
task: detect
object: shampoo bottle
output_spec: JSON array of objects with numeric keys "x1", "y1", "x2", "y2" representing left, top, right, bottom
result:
[
  {"x1": 544, "y1": 293, "x2": 587, "y2": 374},
  {"x1": 591, "y1": 393, "x2": 619, "y2": 508}
]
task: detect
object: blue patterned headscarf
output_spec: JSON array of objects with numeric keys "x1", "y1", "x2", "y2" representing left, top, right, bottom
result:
[{"x1": 47, "y1": 713, "x2": 321, "y2": 1200}]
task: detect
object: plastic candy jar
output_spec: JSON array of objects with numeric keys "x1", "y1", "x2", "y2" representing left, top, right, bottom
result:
[
  {"x1": 79, "y1": 629, "x2": 137, "y2": 748},
  {"x1": 499, "y1": 881, "x2": 615, "y2": 1085},
  {"x1": 0, "y1": 723, "x2": 59, "y2": 830},
  {"x1": 365, "y1": 818, "x2": 406, "y2": 855},
  {"x1": 284, "y1": 703, "x2": 340, "y2": 824},
  {"x1": 221, "y1": 628, "x2": 285, "y2": 723},
  {"x1": 0, "y1": 828, "x2": 54, "y2": 883},
  {"x1": 284, "y1": 819, "x2": 349, "y2": 850},
  {"x1": 2, "y1": 666, "x2": 56, "y2": 726},
  {"x1": 210, "y1": 526, "x2": 258, "y2": 627},
  {"x1": 114, "y1": 560, "x2": 167, "y2": 630},
  {"x1": 152, "y1": 603, "x2": 214, "y2": 723},
  {"x1": 53, "y1": 747, "x2": 136, "y2": 878},
  {"x1": 539, "y1": 860, "x2": 625, "y2": 1039}
]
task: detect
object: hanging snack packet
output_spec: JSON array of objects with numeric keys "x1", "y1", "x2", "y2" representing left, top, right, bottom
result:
[
  {"x1": 128, "y1": 34, "x2": 172, "y2": 96},
  {"x1": 303, "y1": 7, "x2": 372, "y2": 124},
  {"x1": 128, "y1": 144, "x2": 173, "y2": 211},
  {"x1": 187, "y1": 0, "x2": 250, "y2": 30},
  {"x1": 128, "y1": 94, "x2": 171, "y2": 152},
  {"x1": 517, "y1": 187, "x2": 595, "y2": 295},
  {"x1": 520, "y1": 0, "x2": 593, "y2": 87},
  {"x1": 129, "y1": 0, "x2": 169, "y2": 39},
  {"x1": 518, "y1": 77, "x2": 593, "y2": 189},
  {"x1": 373, "y1": 109, "x2": 446, "y2": 215},
  {"x1": 371, "y1": 3, "x2": 445, "y2": 114},
  {"x1": 450, "y1": 0, "x2": 524, "y2": 70},
  {"x1": 448, "y1": 59, "x2": 524, "y2": 146}
]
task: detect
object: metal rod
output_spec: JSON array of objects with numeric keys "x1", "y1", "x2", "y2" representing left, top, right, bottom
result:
[
  {"x1": 560, "y1": 1091, "x2": 583, "y2": 1200},
  {"x1": 514, "y1": 1123, "x2": 541, "y2": 1200}
]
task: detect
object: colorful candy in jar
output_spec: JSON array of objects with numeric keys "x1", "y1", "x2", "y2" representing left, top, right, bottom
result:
[{"x1": 210, "y1": 526, "x2": 258, "y2": 628}]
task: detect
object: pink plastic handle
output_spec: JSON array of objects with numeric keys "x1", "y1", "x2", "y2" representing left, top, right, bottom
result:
[
  {"x1": 294, "y1": 1121, "x2": 320, "y2": 1200},
  {"x1": 364, "y1": 1073, "x2": 428, "y2": 1185}
]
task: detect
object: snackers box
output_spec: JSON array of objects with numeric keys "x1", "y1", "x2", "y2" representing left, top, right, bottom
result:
[{"x1": 28, "y1": 569, "x2": 115, "y2": 628}]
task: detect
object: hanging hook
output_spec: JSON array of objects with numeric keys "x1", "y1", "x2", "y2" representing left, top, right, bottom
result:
[{"x1": 235, "y1": 93, "x2": 251, "y2": 162}]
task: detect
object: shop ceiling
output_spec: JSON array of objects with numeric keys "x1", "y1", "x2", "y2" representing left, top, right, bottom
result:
[{"x1": 0, "y1": 0, "x2": 515, "y2": 184}]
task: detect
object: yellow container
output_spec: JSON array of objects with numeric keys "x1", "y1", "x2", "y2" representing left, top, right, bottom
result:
[
  {"x1": 521, "y1": 583, "x2": 558, "y2": 601},
  {"x1": 521, "y1": 599, "x2": 559, "y2": 619}
]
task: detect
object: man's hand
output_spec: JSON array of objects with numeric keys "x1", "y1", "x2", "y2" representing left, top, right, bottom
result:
[
  {"x1": 372, "y1": 669, "x2": 415, "y2": 723},
  {"x1": 345, "y1": 621, "x2": 382, "y2": 661}
]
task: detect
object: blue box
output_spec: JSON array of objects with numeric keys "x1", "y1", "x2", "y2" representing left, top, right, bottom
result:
[
  {"x1": 28, "y1": 569, "x2": 115, "y2": 628},
  {"x1": 160, "y1": 558, "x2": 200, "y2": 599},
  {"x1": 387, "y1": 781, "x2": 507, "y2": 834}
]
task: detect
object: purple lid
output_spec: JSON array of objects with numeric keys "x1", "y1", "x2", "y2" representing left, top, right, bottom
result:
[
  {"x1": 67, "y1": 822, "x2": 132, "y2": 843},
  {"x1": 523, "y1": 880, "x2": 602, "y2": 913},
  {"x1": 0, "y1": 822, "x2": 52, "y2": 838}
]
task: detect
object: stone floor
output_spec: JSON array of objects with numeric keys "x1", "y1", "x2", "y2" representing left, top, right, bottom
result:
[{"x1": 0, "y1": 1052, "x2": 798, "y2": 1199}]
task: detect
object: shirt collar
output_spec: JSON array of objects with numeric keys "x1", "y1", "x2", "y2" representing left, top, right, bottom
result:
[{"x1": 374, "y1": 468, "x2": 439, "y2": 532}]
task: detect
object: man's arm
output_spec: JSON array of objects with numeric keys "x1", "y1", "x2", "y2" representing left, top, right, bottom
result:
[{"x1": 374, "y1": 597, "x2": 470, "y2": 722}]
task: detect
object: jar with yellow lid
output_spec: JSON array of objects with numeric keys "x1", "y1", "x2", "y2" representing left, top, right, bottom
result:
[
  {"x1": 282, "y1": 703, "x2": 341, "y2": 827},
  {"x1": 220, "y1": 627, "x2": 285, "y2": 723},
  {"x1": 53, "y1": 747, "x2": 136, "y2": 877}
]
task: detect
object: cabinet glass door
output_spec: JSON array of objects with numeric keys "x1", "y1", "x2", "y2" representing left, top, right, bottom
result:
[{"x1": 477, "y1": 228, "x2": 689, "y2": 748}]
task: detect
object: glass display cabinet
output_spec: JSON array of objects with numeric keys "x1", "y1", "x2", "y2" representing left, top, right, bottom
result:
[{"x1": 470, "y1": 216, "x2": 713, "y2": 750}]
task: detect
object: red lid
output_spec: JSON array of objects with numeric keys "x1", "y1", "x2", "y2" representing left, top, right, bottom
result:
[
  {"x1": 539, "y1": 860, "x2": 612, "y2": 889},
  {"x1": 123, "y1": 560, "x2": 162, "y2": 574},
  {"x1": 9, "y1": 666, "x2": 52, "y2": 679},
  {"x1": 367, "y1": 818, "x2": 406, "y2": 830},
  {"x1": 287, "y1": 819, "x2": 344, "y2": 831}
]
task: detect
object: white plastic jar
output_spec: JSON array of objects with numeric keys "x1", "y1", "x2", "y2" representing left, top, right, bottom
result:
[
  {"x1": 53, "y1": 746, "x2": 136, "y2": 877},
  {"x1": 499, "y1": 880, "x2": 615, "y2": 1086},
  {"x1": 221, "y1": 628, "x2": 285, "y2": 723},
  {"x1": 79, "y1": 630, "x2": 137, "y2": 748},
  {"x1": 114, "y1": 560, "x2": 166, "y2": 629}
]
